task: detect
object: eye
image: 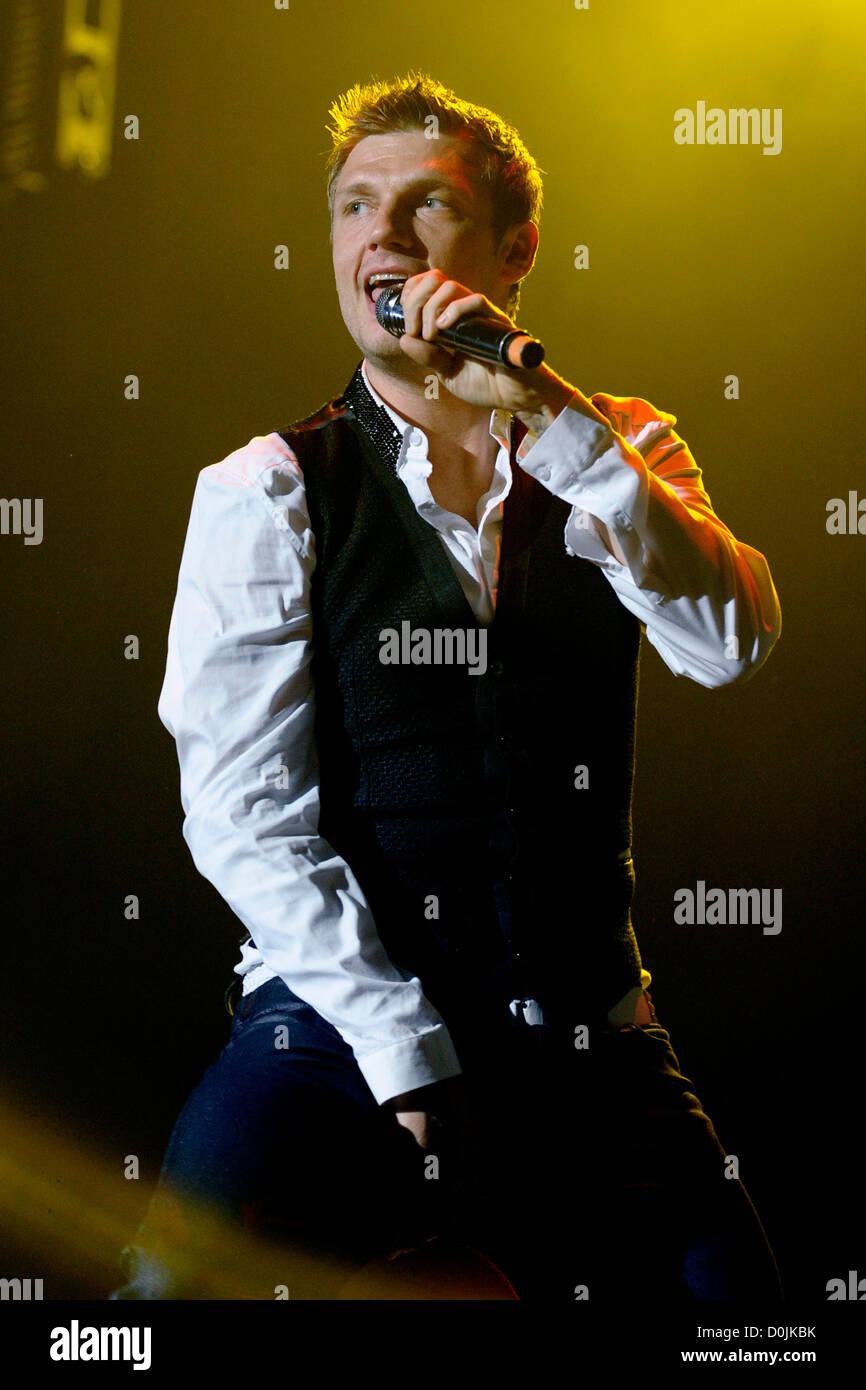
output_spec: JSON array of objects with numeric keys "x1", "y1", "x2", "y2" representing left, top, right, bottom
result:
[
  {"x1": 345, "y1": 200, "x2": 367, "y2": 215},
  {"x1": 422, "y1": 196, "x2": 445, "y2": 208}
]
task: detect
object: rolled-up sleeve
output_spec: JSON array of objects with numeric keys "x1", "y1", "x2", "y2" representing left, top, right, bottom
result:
[{"x1": 158, "y1": 433, "x2": 462, "y2": 1104}]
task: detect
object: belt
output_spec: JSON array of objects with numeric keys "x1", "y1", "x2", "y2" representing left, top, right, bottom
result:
[{"x1": 508, "y1": 990, "x2": 655, "y2": 1030}]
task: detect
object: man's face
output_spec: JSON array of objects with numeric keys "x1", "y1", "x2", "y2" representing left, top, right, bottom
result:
[{"x1": 331, "y1": 128, "x2": 509, "y2": 370}]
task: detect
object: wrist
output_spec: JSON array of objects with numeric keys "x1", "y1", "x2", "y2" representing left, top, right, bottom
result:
[
  {"x1": 514, "y1": 369, "x2": 608, "y2": 437},
  {"x1": 387, "y1": 1075, "x2": 462, "y2": 1112},
  {"x1": 388, "y1": 1084, "x2": 435, "y2": 1111}
]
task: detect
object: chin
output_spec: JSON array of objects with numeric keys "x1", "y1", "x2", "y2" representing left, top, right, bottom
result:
[{"x1": 355, "y1": 331, "x2": 408, "y2": 368}]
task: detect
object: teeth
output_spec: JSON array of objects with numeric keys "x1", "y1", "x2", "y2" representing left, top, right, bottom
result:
[{"x1": 368, "y1": 274, "x2": 407, "y2": 297}]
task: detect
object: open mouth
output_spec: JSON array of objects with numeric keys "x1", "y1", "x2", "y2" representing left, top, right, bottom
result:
[{"x1": 365, "y1": 273, "x2": 408, "y2": 304}]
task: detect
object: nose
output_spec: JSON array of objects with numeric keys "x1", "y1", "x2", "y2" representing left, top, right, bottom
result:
[{"x1": 368, "y1": 197, "x2": 414, "y2": 249}]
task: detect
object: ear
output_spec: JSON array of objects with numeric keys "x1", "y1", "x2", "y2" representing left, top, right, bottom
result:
[{"x1": 497, "y1": 220, "x2": 538, "y2": 284}]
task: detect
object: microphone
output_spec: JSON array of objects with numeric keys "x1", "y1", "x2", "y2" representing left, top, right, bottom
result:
[{"x1": 375, "y1": 285, "x2": 545, "y2": 370}]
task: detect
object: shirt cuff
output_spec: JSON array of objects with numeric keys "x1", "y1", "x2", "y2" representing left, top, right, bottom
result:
[
  {"x1": 516, "y1": 392, "x2": 617, "y2": 488},
  {"x1": 357, "y1": 1024, "x2": 464, "y2": 1106},
  {"x1": 605, "y1": 969, "x2": 654, "y2": 1026}
]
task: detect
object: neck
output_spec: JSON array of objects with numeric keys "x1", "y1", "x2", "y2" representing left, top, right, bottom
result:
[{"x1": 363, "y1": 359, "x2": 498, "y2": 467}]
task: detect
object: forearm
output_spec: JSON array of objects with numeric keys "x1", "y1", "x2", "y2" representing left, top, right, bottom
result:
[{"x1": 515, "y1": 391, "x2": 781, "y2": 685}]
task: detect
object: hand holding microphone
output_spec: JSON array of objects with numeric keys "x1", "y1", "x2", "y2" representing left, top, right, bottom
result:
[
  {"x1": 368, "y1": 266, "x2": 581, "y2": 427},
  {"x1": 375, "y1": 278, "x2": 545, "y2": 370}
]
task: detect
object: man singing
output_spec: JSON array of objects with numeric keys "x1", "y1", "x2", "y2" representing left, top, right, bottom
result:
[{"x1": 110, "y1": 72, "x2": 783, "y2": 1302}]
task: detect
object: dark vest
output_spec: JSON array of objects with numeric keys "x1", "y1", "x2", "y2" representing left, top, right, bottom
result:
[{"x1": 278, "y1": 365, "x2": 645, "y2": 1040}]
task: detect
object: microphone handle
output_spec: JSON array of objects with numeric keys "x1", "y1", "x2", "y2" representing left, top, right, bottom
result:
[
  {"x1": 377, "y1": 290, "x2": 544, "y2": 369},
  {"x1": 436, "y1": 317, "x2": 545, "y2": 370}
]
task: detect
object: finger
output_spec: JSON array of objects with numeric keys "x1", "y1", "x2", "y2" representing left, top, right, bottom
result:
[
  {"x1": 435, "y1": 295, "x2": 513, "y2": 334},
  {"x1": 420, "y1": 284, "x2": 483, "y2": 341},
  {"x1": 399, "y1": 269, "x2": 448, "y2": 336}
]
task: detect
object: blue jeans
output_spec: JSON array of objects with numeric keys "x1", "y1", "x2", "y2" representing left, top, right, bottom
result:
[{"x1": 108, "y1": 976, "x2": 784, "y2": 1301}]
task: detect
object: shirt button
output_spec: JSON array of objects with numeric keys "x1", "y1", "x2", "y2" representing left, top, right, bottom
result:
[
  {"x1": 410, "y1": 428, "x2": 424, "y2": 448},
  {"x1": 616, "y1": 511, "x2": 632, "y2": 530},
  {"x1": 536, "y1": 464, "x2": 552, "y2": 481}
]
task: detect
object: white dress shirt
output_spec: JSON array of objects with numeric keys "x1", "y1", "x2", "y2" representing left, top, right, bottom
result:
[{"x1": 158, "y1": 359, "x2": 781, "y2": 1105}]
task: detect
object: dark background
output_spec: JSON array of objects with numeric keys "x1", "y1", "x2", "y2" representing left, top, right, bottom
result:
[{"x1": 1, "y1": 0, "x2": 863, "y2": 1302}]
